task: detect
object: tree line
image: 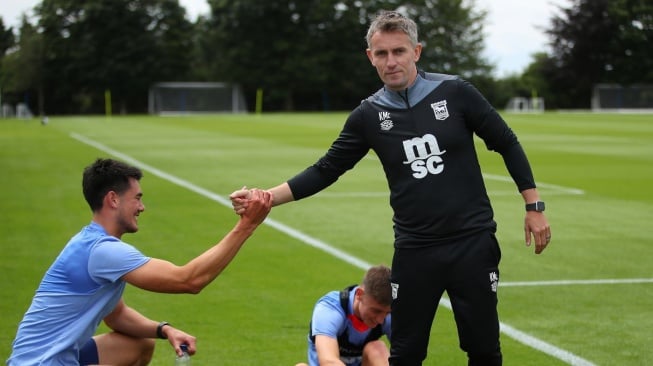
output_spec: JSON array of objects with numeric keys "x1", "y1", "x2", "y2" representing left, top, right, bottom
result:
[{"x1": 0, "y1": 0, "x2": 651, "y2": 115}]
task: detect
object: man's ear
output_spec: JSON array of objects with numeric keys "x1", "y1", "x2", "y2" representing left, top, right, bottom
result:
[
  {"x1": 105, "y1": 191, "x2": 119, "y2": 209},
  {"x1": 366, "y1": 49, "x2": 375, "y2": 66},
  {"x1": 414, "y1": 43, "x2": 423, "y2": 62}
]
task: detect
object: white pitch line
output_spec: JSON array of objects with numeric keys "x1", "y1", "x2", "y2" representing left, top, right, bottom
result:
[
  {"x1": 482, "y1": 173, "x2": 585, "y2": 195},
  {"x1": 437, "y1": 298, "x2": 597, "y2": 366},
  {"x1": 70, "y1": 132, "x2": 596, "y2": 366},
  {"x1": 501, "y1": 278, "x2": 653, "y2": 287}
]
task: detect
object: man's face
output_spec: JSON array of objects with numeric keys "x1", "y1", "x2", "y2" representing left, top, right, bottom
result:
[
  {"x1": 116, "y1": 178, "x2": 145, "y2": 234},
  {"x1": 357, "y1": 291, "x2": 391, "y2": 328},
  {"x1": 366, "y1": 30, "x2": 422, "y2": 91}
]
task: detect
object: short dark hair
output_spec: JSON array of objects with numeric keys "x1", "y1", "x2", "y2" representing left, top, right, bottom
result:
[
  {"x1": 362, "y1": 264, "x2": 392, "y2": 306},
  {"x1": 82, "y1": 158, "x2": 143, "y2": 212}
]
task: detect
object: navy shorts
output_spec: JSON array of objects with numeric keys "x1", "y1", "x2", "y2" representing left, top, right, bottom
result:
[{"x1": 79, "y1": 338, "x2": 99, "y2": 365}]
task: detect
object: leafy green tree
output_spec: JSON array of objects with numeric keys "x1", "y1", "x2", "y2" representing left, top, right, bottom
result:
[
  {"x1": 545, "y1": 0, "x2": 653, "y2": 108},
  {"x1": 1, "y1": 17, "x2": 44, "y2": 114},
  {"x1": 203, "y1": 0, "x2": 392, "y2": 111},
  {"x1": 403, "y1": 0, "x2": 493, "y2": 79},
  {"x1": 0, "y1": 18, "x2": 15, "y2": 56},
  {"x1": 186, "y1": 16, "x2": 213, "y2": 81},
  {"x1": 7, "y1": 0, "x2": 498, "y2": 113},
  {"x1": 202, "y1": 0, "x2": 492, "y2": 111},
  {"x1": 518, "y1": 52, "x2": 564, "y2": 109},
  {"x1": 34, "y1": 0, "x2": 194, "y2": 114},
  {"x1": 0, "y1": 17, "x2": 16, "y2": 106}
]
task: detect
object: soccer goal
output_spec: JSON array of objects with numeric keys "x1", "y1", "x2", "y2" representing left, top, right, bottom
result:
[
  {"x1": 148, "y1": 82, "x2": 248, "y2": 115},
  {"x1": 591, "y1": 83, "x2": 653, "y2": 112},
  {"x1": 505, "y1": 97, "x2": 545, "y2": 113}
]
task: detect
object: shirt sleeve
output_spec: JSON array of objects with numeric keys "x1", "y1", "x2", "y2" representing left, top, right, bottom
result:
[
  {"x1": 288, "y1": 109, "x2": 370, "y2": 200},
  {"x1": 88, "y1": 237, "x2": 150, "y2": 284},
  {"x1": 498, "y1": 143, "x2": 537, "y2": 192},
  {"x1": 458, "y1": 79, "x2": 536, "y2": 192},
  {"x1": 311, "y1": 293, "x2": 346, "y2": 339}
]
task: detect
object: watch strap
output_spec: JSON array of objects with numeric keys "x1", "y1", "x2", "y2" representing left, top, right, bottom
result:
[
  {"x1": 525, "y1": 201, "x2": 545, "y2": 212},
  {"x1": 157, "y1": 321, "x2": 170, "y2": 339}
]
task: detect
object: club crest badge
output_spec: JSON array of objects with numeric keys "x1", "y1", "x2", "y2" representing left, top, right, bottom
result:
[
  {"x1": 431, "y1": 100, "x2": 449, "y2": 121},
  {"x1": 489, "y1": 271, "x2": 499, "y2": 293},
  {"x1": 380, "y1": 119, "x2": 394, "y2": 131}
]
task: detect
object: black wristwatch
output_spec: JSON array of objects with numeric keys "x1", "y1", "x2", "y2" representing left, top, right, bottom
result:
[
  {"x1": 157, "y1": 321, "x2": 170, "y2": 339},
  {"x1": 525, "y1": 201, "x2": 545, "y2": 212}
]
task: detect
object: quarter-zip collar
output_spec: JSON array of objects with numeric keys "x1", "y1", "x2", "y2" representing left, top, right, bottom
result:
[{"x1": 371, "y1": 70, "x2": 445, "y2": 109}]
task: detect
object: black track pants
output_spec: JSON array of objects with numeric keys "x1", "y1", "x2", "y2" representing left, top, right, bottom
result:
[{"x1": 389, "y1": 230, "x2": 502, "y2": 366}]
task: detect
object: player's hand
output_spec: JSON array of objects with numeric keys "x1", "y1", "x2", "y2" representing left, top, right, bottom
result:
[
  {"x1": 164, "y1": 325, "x2": 197, "y2": 356},
  {"x1": 239, "y1": 188, "x2": 272, "y2": 226},
  {"x1": 229, "y1": 186, "x2": 251, "y2": 215},
  {"x1": 524, "y1": 212, "x2": 551, "y2": 254}
]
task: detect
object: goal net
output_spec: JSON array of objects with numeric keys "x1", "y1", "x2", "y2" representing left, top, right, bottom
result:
[
  {"x1": 148, "y1": 82, "x2": 247, "y2": 115},
  {"x1": 592, "y1": 84, "x2": 653, "y2": 112},
  {"x1": 505, "y1": 97, "x2": 545, "y2": 113}
]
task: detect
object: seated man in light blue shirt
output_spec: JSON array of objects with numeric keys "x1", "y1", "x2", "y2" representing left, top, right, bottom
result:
[
  {"x1": 296, "y1": 265, "x2": 392, "y2": 366},
  {"x1": 7, "y1": 158, "x2": 272, "y2": 365}
]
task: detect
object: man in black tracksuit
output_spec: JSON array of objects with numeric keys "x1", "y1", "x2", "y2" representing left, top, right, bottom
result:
[{"x1": 231, "y1": 10, "x2": 551, "y2": 366}]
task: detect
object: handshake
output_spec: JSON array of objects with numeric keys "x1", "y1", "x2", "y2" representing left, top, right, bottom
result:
[
  {"x1": 228, "y1": 187, "x2": 274, "y2": 226},
  {"x1": 229, "y1": 182, "x2": 293, "y2": 216}
]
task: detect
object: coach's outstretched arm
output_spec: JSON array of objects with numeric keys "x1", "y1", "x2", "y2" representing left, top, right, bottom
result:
[{"x1": 124, "y1": 189, "x2": 272, "y2": 294}]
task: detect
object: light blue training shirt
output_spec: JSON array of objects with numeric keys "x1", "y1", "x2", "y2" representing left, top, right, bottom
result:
[
  {"x1": 7, "y1": 221, "x2": 150, "y2": 365},
  {"x1": 306, "y1": 286, "x2": 391, "y2": 366}
]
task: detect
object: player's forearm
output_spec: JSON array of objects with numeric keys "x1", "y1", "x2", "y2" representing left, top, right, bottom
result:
[
  {"x1": 182, "y1": 222, "x2": 257, "y2": 293},
  {"x1": 124, "y1": 225, "x2": 255, "y2": 295},
  {"x1": 104, "y1": 300, "x2": 159, "y2": 338},
  {"x1": 185, "y1": 188, "x2": 271, "y2": 291},
  {"x1": 126, "y1": 191, "x2": 270, "y2": 294}
]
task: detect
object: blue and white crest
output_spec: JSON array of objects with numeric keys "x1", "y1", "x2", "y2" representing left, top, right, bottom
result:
[{"x1": 431, "y1": 100, "x2": 449, "y2": 121}]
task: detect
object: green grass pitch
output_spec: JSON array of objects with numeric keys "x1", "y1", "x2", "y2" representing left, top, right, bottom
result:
[{"x1": 1, "y1": 111, "x2": 652, "y2": 365}]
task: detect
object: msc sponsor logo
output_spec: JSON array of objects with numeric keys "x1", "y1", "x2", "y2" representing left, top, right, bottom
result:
[{"x1": 402, "y1": 134, "x2": 446, "y2": 179}]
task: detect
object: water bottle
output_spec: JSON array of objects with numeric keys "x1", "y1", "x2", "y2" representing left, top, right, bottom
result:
[{"x1": 175, "y1": 344, "x2": 191, "y2": 365}]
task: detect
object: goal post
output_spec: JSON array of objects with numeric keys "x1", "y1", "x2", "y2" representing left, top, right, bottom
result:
[
  {"x1": 505, "y1": 96, "x2": 545, "y2": 113},
  {"x1": 148, "y1": 82, "x2": 248, "y2": 115},
  {"x1": 592, "y1": 83, "x2": 653, "y2": 112}
]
